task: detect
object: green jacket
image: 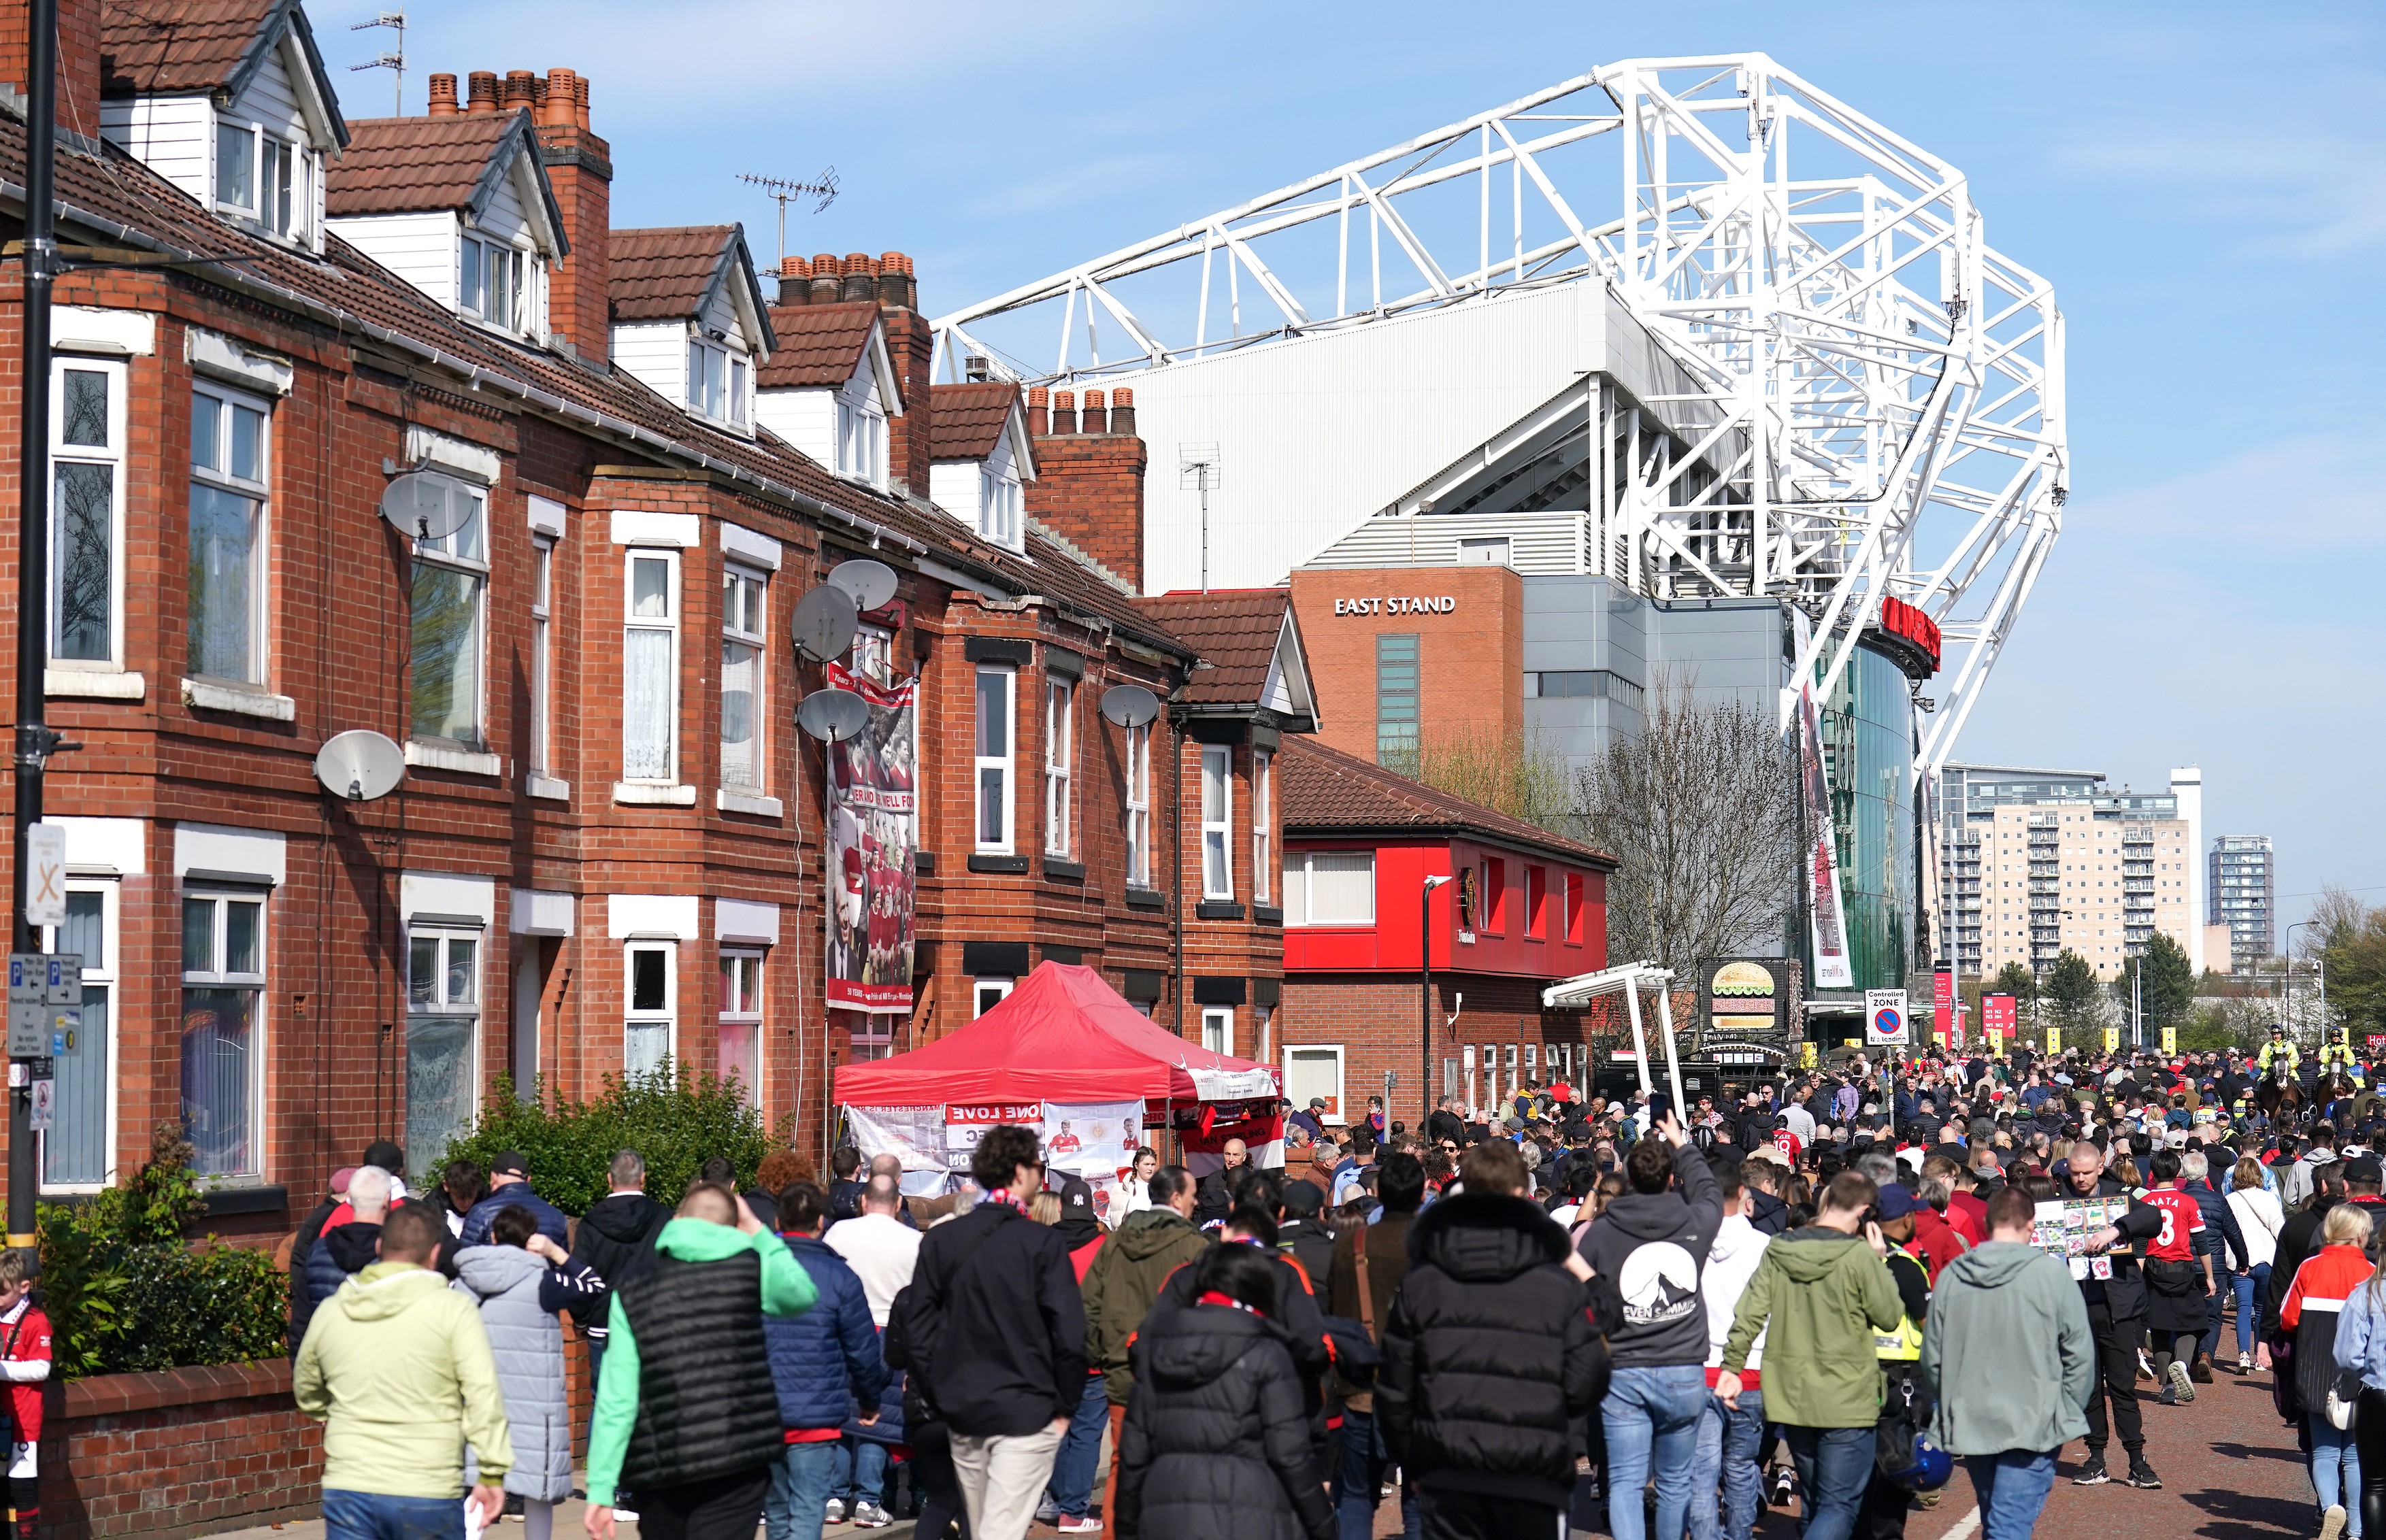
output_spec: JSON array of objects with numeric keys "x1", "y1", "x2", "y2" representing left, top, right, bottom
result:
[
  {"x1": 586, "y1": 1219, "x2": 818, "y2": 1507},
  {"x1": 1080, "y1": 1208, "x2": 1210, "y2": 1405},
  {"x1": 1723, "y1": 1226, "x2": 1904, "y2": 1428},
  {"x1": 1921, "y1": 1241, "x2": 2093, "y2": 1456},
  {"x1": 293, "y1": 1261, "x2": 515, "y2": 1499}
]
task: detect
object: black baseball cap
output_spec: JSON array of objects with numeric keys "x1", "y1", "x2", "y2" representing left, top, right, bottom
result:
[{"x1": 491, "y1": 1150, "x2": 529, "y2": 1177}]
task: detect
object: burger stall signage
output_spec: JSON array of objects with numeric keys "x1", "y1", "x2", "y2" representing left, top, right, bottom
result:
[{"x1": 1700, "y1": 958, "x2": 1785, "y2": 1038}]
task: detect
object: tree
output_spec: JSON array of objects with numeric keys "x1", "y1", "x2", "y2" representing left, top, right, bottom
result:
[
  {"x1": 1987, "y1": 961, "x2": 2038, "y2": 1003},
  {"x1": 2044, "y1": 949, "x2": 2106, "y2": 1037},
  {"x1": 1412, "y1": 726, "x2": 1577, "y2": 841},
  {"x1": 1572, "y1": 673, "x2": 1797, "y2": 982},
  {"x1": 2109, "y1": 931, "x2": 2195, "y2": 1035},
  {"x1": 2313, "y1": 886, "x2": 2386, "y2": 1040}
]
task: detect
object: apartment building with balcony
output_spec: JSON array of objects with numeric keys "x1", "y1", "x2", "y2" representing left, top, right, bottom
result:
[{"x1": 2209, "y1": 835, "x2": 2276, "y2": 971}]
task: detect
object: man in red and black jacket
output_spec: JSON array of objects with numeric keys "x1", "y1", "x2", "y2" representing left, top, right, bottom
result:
[{"x1": 0, "y1": 1250, "x2": 52, "y2": 1540}]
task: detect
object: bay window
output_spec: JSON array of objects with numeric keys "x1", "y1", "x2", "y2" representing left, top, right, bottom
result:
[
  {"x1": 51, "y1": 358, "x2": 125, "y2": 667},
  {"x1": 1252, "y1": 749, "x2": 1272, "y2": 904},
  {"x1": 405, "y1": 926, "x2": 480, "y2": 1177},
  {"x1": 974, "y1": 666, "x2": 1014, "y2": 852},
  {"x1": 1202, "y1": 746, "x2": 1233, "y2": 899},
  {"x1": 1044, "y1": 678, "x2": 1074, "y2": 857},
  {"x1": 181, "y1": 888, "x2": 265, "y2": 1177},
  {"x1": 623, "y1": 552, "x2": 680, "y2": 783},
  {"x1": 529, "y1": 536, "x2": 554, "y2": 779},
  {"x1": 625, "y1": 943, "x2": 676, "y2": 1076},
  {"x1": 410, "y1": 475, "x2": 488, "y2": 746},
  {"x1": 719, "y1": 950, "x2": 763, "y2": 1099},
  {"x1": 42, "y1": 886, "x2": 114, "y2": 1190},
  {"x1": 188, "y1": 384, "x2": 271, "y2": 684},
  {"x1": 720, "y1": 565, "x2": 767, "y2": 793}
]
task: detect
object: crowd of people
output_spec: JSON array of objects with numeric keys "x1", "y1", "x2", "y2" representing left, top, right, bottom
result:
[{"x1": 284, "y1": 1027, "x2": 2386, "y2": 1540}]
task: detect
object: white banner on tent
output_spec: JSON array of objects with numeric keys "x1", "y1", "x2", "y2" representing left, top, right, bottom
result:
[
  {"x1": 846, "y1": 1105, "x2": 946, "y2": 1171},
  {"x1": 1043, "y1": 1101, "x2": 1144, "y2": 1177}
]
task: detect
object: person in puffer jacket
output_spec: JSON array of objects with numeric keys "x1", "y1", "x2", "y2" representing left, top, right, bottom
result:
[
  {"x1": 307, "y1": 1165, "x2": 397, "y2": 1308},
  {"x1": 1380, "y1": 1140, "x2": 1613, "y2": 1540},
  {"x1": 1114, "y1": 1243, "x2": 1333, "y2": 1540},
  {"x1": 451, "y1": 1205, "x2": 604, "y2": 1540},
  {"x1": 763, "y1": 1182, "x2": 891, "y2": 1540}
]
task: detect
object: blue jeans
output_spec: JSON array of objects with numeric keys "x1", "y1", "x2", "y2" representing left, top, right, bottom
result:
[
  {"x1": 763, "y1": 1440, "x2": 845, "y2": 1540},
  {"x1": 844, "y1": 1441, "x2": 891, "y2": 1511},
  {"x1": 1046, "y1": 1374, "x2": 1111, "y2": 1520},
  {"x1": 1783, "y1": 1424, "x2": 1874, "y2": 1540},
  {"x1": 1602, "y1": 1365, "x2": 1710, "y2": 1540},
  {"x1": 323, "y1": 1492, "x2": 463, "y2": 1540},
  {"x1": 1689, "y1": 1385, "x2": 1766, "y2": 1540},
  {"x1": 2202, "y1": 1264, "x2": 2233, "y2": 1363},
  {"x1": 1963, "y1": 1450, "x2": 2057, "y2": 1540},
  {"x1": 2235, "y1": 1265, "x2": 2273, "y2": 1355},
  {"x1": 2311, "y1": 1414, "x2": 2363, "y2": 1535},
  {"x1": 1334, "y1": 1405, "x2": 1420, "y2": 1540}
]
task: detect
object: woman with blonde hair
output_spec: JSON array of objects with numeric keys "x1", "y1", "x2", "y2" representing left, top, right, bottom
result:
[
  {"x1": 2227, "y1": 1155, "x2": 2285, "y2": 1373},
  {"x1": 2285, "y1": 1202, "x2": 2374, "y2": 1540}
]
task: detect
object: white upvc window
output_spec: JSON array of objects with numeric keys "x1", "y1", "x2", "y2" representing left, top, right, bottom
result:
[
  {"x1": 1202, "y1": 1007, "x2": 1233, "y2": 1056},
  {"x1": 180, "y1": 887, "x2": 267, "y2": 1179},
  {"x1": 1284, "y1": 850, "x2": 1377, "y2": 926},
  {"x1": 718, "y1": 949, "x2": 763, "y2": 1101},
  {"x1": 980, "y1": 469, "x2": 1021, "y2": 549},
  {"x1": 1044, "y1": 677, "x2": 1074, "y2": 857},
  {"x1": 1124, "y1": 723, "x2": 1151, "y2": 886},
  {"x1": 1284, "y1": 1044, "x2": 1345, "y2": 1124},
  {"x1": 975, "y1": 665, "x2": 1015, "y2": 852},
  {"x1": 405, "y1": 926, "x2": 480, "y2": 1177},
  {"x1": 1252, "y1": 749, "x2": 1273, "y2": 905},
  {"x1": 851, "y1": 624, "x2": 893, "y2": 687},
  {"x1": 529, "y1": 536, "x2": 554, "y2": 777},
  {"x1": 188, "y1": 383, "x2": 272, "y2": 686},
  {"x1": 461, "y1": 233, "x2": 528, "y2": 333},
  {"x1": 973, "y1": 977, "x2": 1014, "y2": 1018},
  {"x1": 216, "y1": 120, "x2": 306, "y2": 240},
  {"x1": 720, "y1": 565, "x2": 767, "y2": 794},
  {"x1": 623, "y1": 551, "x2": 681, "y2": 784},
  {"x1": 42, "y1": 883, "x2": 118, "y2": 1191},
  {"x1": 1202, "y1": 746, "x2": 1234, "y2": 899},
  {"x1": 836, "y1": 399, "x2": 885, "y2": 486},
  {"x1": 625, "y1": 942, "x2": 676, "y2": 1076},
  {"x1": 50, "y1": 357, "x2": 127, "y2": 668},
  {"x1": 687, "y1": 339, "x2": 750, "y2": 427},
  {"x1": 410, "y1": 475, "x2": 489, "y2": 747}
]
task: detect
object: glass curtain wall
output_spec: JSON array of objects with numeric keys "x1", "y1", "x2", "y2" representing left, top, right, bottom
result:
[{"x1": 1821, "y1": 643, "x2": 1916, "y2": 990}]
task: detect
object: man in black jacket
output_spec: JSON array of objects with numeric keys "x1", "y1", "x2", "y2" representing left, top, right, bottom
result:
[
  {"x1": 1380, "y1": 1139, "x2": 1610, "y2": 1540},
  {"x1": 569, "y1": 1148, "x2": 670, "y2": 1436},
  {"x1": 895, "y1": 1124, "x2": 1086, "y2": 1540},
  {"x1": 2062, "y1": 1139, "x2": 2168, "y2": 1491}
]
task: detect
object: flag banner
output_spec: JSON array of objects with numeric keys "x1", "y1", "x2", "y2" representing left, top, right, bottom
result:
[
  {"x1": 825, "y1": 663, "x2": 918, "y2": 1014},
  {"x1": 1798, "y1": 685, "x2": 1853, "y2": 988},
  {"x1": 845, "y1": 1105, "x2": 946, "y2": 1171}
]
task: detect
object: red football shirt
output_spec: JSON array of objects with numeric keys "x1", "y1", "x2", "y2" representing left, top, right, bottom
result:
[{"x1": 2143, "y1": 1185, "x2": 2204, "y2": 1262}]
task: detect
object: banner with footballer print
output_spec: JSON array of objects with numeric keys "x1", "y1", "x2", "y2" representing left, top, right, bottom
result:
[{"x1": 825, "y1": 662, "x2": 918, "y2": 1014}]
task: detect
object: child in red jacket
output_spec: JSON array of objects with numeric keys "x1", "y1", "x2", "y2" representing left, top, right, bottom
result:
[{"x1": 0, "y1": 1250, "x2": 50, "y2": 1540}]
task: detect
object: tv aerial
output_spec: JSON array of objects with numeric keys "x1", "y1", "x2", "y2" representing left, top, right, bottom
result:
[
  {"x1": 314, "y1": 729, "x2": 407, "y2": 801},
  {"x1": 379, "y1": 471, "x2": 471, "y2": 541},
  {"x1": 1099, "y1": 684, "x2": 1159, "y2": 729},
  {"x1": 796, "y1": 688, "x2": 869, "y2": 744},
  {"x1": 738, "y1": 167, "x2": 840, "y2": 273},
  {"x1": 827, "y1": 558, "x2": 897, "y2": 613},
  {"x1": 791, "y1": 584, "x2": 859, "y2": 662}
]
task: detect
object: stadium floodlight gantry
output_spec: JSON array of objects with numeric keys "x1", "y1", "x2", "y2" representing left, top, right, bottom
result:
[{"x1": 932, "y1": 54, "x2": 2066, "y2": 775}]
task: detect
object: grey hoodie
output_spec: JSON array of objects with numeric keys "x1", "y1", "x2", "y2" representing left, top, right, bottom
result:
[
  {"x1": 1577, "y1": 1141, "x2": 1722, "y2": 1367},
  {"x1": 1921, "y1": 1241, "x2": 2093, "y2": 1457}
]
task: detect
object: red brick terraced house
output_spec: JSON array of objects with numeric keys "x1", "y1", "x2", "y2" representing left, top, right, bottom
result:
[
  {"x1": 0, "y1": 0, "x2": 1291, "y2": 1226},
  {"x1": 1274, "y1": 735, "x2": 1616, "y2": 1131}
]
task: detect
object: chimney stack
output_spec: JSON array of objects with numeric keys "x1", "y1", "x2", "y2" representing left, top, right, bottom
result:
[
  {"x1": 1026, "y1": 383, "x2": 1149, "y2": 592},
  {"x1": 1027, "y1": 386, "x2": 1050, "y2": 437},
  {"x1": 778, "y1": 256, "x2": 811, "y2": 307},
  {"x1": 809, "y1": 254, "x2": 842, "y2": 306},
  {"x1": 1080, "y1": 389, "x2": 1107, "y2": 436},
  {"x1": 427, "y1": 72, "x2": 459, "y2": 115},
  {"x1": 465, "y1": 71, "x2": 499, "y2": 114},
  {"x1": 876, "y1": 251, "x2": 916, "y2": 311},
  {"x1": 1050, "y1": 390, "x2": 1076, "y2": 436},
  {"x1": 840, "y1": 254, "x2": 875, "y2": 304},
  {"x1": 0, "y1": 0, "x2": 103, "y2": 141},
  {"x1": 527, "y1": 65, "x2": 612, "y2": 361},
  {"x1": 1108, "y1": 387, "x2": 1136, "y2": 437}
]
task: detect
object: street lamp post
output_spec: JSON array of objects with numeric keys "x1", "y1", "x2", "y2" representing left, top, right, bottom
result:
[{"x1": 1422, "y1": 875, "x2": 1453, "y2": 1128}]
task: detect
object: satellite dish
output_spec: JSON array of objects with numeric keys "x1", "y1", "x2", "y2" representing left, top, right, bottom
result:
[
  {"x1": 797, "y1": 688, "x2": 870, "y2": 743},
  {"x1": 827, "y1": 558, "x2": 898, "y2": 613},
  {"x1": 314, "y1": 729, "x2": 407, "y2": 801},
  {"x1": 1100, "y1": 684, "x2": 1160, "y2": 729},
  {"x1": 791, "y1": 584, "x2": 859, "y2": 662},
  {"x1": 378, "y1": 472, "x2": 471, "y2": 541}
]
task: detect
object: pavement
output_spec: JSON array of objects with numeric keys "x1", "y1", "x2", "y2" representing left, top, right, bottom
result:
[{"x1": 197, "y1": 1356, "x2": 2319, "y2": 1540}]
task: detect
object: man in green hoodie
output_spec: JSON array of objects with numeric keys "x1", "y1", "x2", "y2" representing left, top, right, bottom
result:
[
  {"x1": 1717, "y1": 1169, "x2": 1903, "y2": 1540},
  {"x1": 1921, "y1": 1186, "x2": 2093, "y2": 1540},
  {"x1": 583, "y1": 1183, "x2": 818, "y2": 1540},
  {"x1": 294, "y1": 1204, "x2": 512, "y2": 1540},
  {"x1": 1081, "y1": 1166, "x2": 1210, "y2": 1527}
]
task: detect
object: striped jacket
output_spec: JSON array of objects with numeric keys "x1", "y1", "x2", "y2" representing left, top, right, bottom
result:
[{"x1": 2283, "y1": 1243, "x2": 2372, "y2": 1416}]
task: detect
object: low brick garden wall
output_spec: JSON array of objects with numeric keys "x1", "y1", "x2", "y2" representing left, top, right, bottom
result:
[{"x1": 39, "y1": 1361, "x2": 321, "y2": 1540}]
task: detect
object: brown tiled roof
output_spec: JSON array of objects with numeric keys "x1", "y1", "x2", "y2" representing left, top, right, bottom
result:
[
  {"x1": 927, "y1": 382, "x2": 1018, "y2": 461},
  {"x1": 1280, "y1": 736, "x2": 1617, "y2": 869},
  {"x1": 101, "y1": 0, "x2": 278, "y2": 95},
  {"x1": 1133, "y1": 589, "x2": 1291, "y2": 706},
  {"x1": 757, "y1": 301, "x2": 878, "y2": 390},
  {"x1": 325, "y1": 113, "x2": 521, "y2": 218},
  {"x1": 9, "y1": 117, "x2": 1182, "y2": 656},
  {"x1": 610, "y1": 225, "x2": 736, "y2": 321}
]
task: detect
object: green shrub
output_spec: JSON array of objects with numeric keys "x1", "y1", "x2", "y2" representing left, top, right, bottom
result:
[
  {"x1": 437, "y1": 1063, "x2": 792, "y2": 1216},
  {"x1": 37, "y1": 1122, "x2": 288, "y2": 1380}
]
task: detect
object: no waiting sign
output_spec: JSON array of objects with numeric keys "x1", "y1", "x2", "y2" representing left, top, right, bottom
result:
[{"x1": 1866, "y1": 989, "x2": 1910, "y2": 1047}]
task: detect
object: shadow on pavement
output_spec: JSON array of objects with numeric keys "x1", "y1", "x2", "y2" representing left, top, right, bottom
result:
[{"x1": 2178, "y1": 1483, "x2": 2314, "y2": 1540}]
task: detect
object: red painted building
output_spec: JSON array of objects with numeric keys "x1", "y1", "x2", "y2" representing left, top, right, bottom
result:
[{"x1": 1273, "y1": 737, "x2": 1615, "y2": 1128}]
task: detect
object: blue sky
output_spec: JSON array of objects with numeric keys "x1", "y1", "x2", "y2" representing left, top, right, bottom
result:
[{"x1": 330, "y1": 0, "x2": 2386, "y2": 929}]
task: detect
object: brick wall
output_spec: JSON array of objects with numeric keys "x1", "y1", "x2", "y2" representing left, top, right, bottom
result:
[
  {"x1": 1285, "y1": 564, "x2": 1523, "y2": 764},
  {"x1": 1278, "y1": 970, "x2": 1589, "y2": 1126},
  {"x1": 39, "y1": 1362, "x2": 322, "y2": 1540},
  {"x1": 1025, "y1": 392, "x2": 1147, "y2": 593}
]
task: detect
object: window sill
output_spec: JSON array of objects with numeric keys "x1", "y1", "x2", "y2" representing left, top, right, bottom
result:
[
  {"x1": 1125, "y1": 886, "x2": 1167, "y2": 910},
  {"x1": 967, "y1": 852, "x2": 1030, "y2": 875},
  {"x1": 182, "y1": 677, "x2": 295, "y2": 721},
  {"x1": 1042, "y1": 857, "x2": 1087, "y2": 882},
  {"x1": 613, "y1": 782, "x2": 697, "y2": 806},
  {"x1": 1253, "y1": 905, "x2": 1284, "y2": 926},
  {"x1": 46, "y1": 667, "x2": 145, "y2": 701},
  {"x1": 718, "y1": 789, "x2": 784, "y2": 819},
  {"x1": 406, "y1": 741, "x2": 501, "y2": 777},
  {"x1": 197, "y1": 1183, "x2": 289, "y2": 1218},
  {"x1": 526, "y1": 775, "x2": 570, "y2": 802},
  {"x1": 1196, "y1": 900, "x2": 1246, "y2": 921},
  {"x1": 914, "y1": 851, "x2": 938, "y2": 876}
]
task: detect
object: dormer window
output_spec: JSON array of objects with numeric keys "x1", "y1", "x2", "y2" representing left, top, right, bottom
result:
[
  {"x1": 215, "y1": 120, "x2": 308, "y2": 241},
  {"x1": 688, "y1": 339, "x2": 750, "y2": 428},
  {"x1": 460, "y1": 235, "x2": 528, "y2": 332},
  {"x1": 980, "y1": 468, "x2": 1021, "y2": 549},
  {"x1": 836, "y1": 399, "x2": 885, "y2": 486}
]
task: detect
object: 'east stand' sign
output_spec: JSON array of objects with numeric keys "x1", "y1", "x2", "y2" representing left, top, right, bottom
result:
[{"x1": 1333, "y1": 595, "x2": 1457, "y2": 616}]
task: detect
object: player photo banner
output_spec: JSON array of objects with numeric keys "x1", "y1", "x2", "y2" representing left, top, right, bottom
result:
[
  {"x1": 1797, "y1": 684, "x2": 1854, "y2": 989},
  {"x1": 1042, "y1": 1101, "x2": 1146, "y2": 1178},
  {"x1": 824, "y1": 662, "x2": 918, "y2": 1014}
]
